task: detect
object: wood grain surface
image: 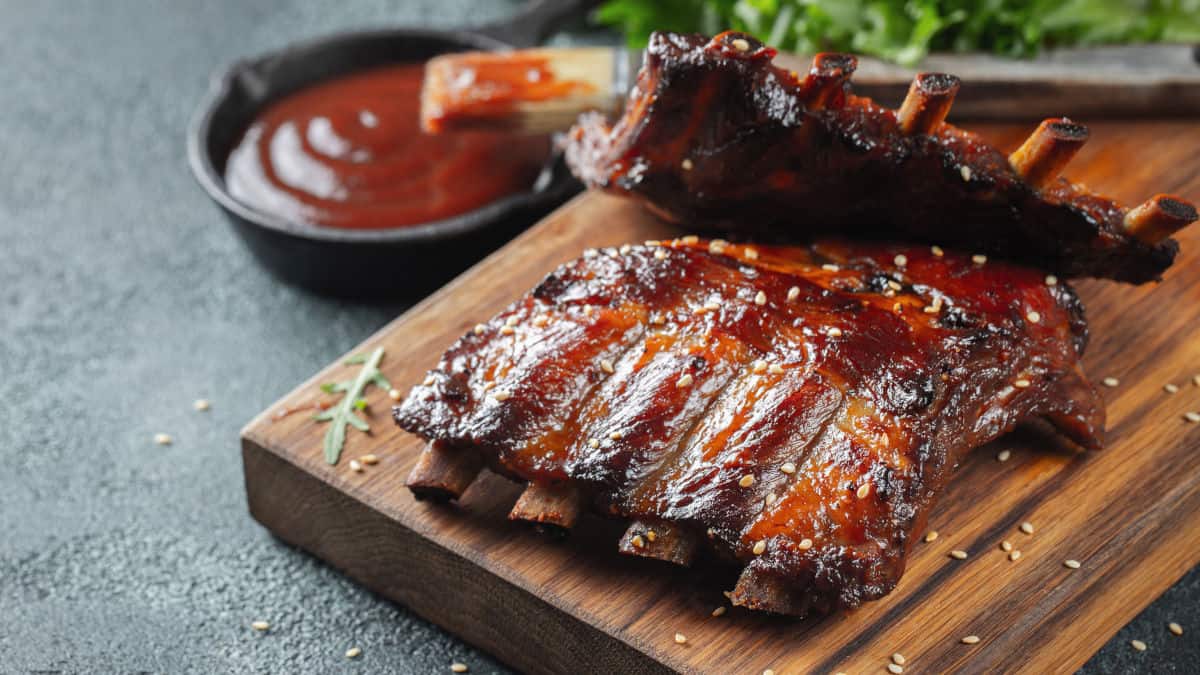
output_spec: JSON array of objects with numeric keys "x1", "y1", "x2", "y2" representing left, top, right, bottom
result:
[{"x1": 242, "y1": 121, "x2": 1200, "y2": 675}]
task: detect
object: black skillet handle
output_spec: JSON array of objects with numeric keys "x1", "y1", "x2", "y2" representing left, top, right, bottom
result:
[{"x1": 475, "y1": 0, "x2": 604, "y2": 48}]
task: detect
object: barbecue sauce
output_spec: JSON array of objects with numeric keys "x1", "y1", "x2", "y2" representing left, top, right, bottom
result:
[{"x1": 224, "y1": 63, "x2": 550, "y2": 230}]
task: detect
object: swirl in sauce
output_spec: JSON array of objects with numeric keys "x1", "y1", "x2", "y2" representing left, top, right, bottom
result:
[{"x1": 225, "y1": 63, "x2": 550, "y2": 229}]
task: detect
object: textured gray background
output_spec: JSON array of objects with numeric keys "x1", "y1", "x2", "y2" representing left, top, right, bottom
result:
[{"x1": 0, "y1": 1, "x2": 1195, "y2": 672}]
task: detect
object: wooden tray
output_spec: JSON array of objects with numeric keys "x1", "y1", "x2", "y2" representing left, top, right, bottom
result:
[{"x1": 242, "y1": 121, "x2": 1200, "y2": 674}]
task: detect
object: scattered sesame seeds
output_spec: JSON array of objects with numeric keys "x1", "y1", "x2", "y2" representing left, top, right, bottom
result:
[
  {"x1": 1001, "y1": 540, "x2": 1013, "y2": 552},
  {"x1": 532, "y1": 315, "x2": 550, "y2": 328},
  {"x1": 1102, "y1": 377, "x2": 1119, "y2": 387},
  {"x1": 780, "y1": 462, "x2": 797, "y2": 474},
  {"x1": 491, "y1": 390, "x2": 512, "y2": 402},
  {"x1": 1185, "y1": 412, "x2": 1200, "y2": 423},
  {"x1": 997, "y1": 449, "x2": 1012, "y2": 462},
  {"x1": 154, "y1": 433, "x2": 173, "y2": 446},
  {"x1": 755, "y1": 290, "x2": 767, "y2": 306},
  {"x1": 619, "y1": 244, "x2": 633, "y2": 255},
  {"x1": 892, "y1": 653, "x2": 906, "y2": 666},
  {"x1": 1169, "y1": 622, "x2": 1183, "y2": 636},
  {"x1": 1064, "y1": 559, "x2": 1081, "y2": 569},
  {"x1": 798, "y1": 538, "x2": 813, "y2": 550},
  {"x1": 1027, "y1": 311, "x2": 1041, "y2": 324},
  {"x1": 924, "y1": 531, "x2": 938, "y2": 543},
  {"x1": 768, "y1": 363, "x2": 785, "y2": 375},
  {"x1": 631, "y1": 534, "x2": 645, "y2": 548},
  {"x1": 822, "y1": 263, "x2": 840, "y2": 272},
  {"x1": 681, "y1": 158, "x2": 694, "y2": 171},
  {"x1": 675, "y1": 632, "x2": 688, "y2": 645},
  {"x1": 712, "y1": 606, "x2": 727, "y2": 617},
  {"x1": 505, "y1": 316, "x2": 519, "y2": 327},
  {"x1": 360, "y1": 454, "x2": 379, "y2": 465},
  {"x1": 588, "y1": 439, "x2": 600, "y2": 449},
  {"x1": 500, "y1": 325, "x2": 515, "y2": 335},
  {"x1": 731, "y1": 37, "x2": 751, "y2": 51},
  {"x1": 764, "y1": 669, "x2": 776, "y2": 675},
  {"x1": 1131, "y1": 639, "x2": 1147, "y2": 652},
  {"x1": 1013, "y1": 379, "x2": 1031, "y2": 389},
  {"x1": 193, "y1": 399, "x2": 210, "y2": 411},
  {"x1": 972, "y1": 254, "x2": 987, "y2": 265},
  {"x1": 1164, "y1": 383, "x2": 1179, "y2": 394},
  {"x1": 600, "y1": 359, "x2": 615, "y2": 374},
  {"x1": 1194, "y1": 374, "x2": 1200, "y2": 387},
  {"x1": 676, "y1": 373, "x2": 694, "y2": 388},
  {"x1": 345, "y1": 647, "x2": 362, "y2": 659},
  {"x1": 887, "y1": 280, "x2": 903, "y2": 291},
  {"x1": 473, "y1": 323, "x2": 486, "y2": 335},
  {"x1": 828, "y1": 327, "x2": 844, "y2": 337},
  {"x1": 655, "y1": 249, "x2": 668, "y2": 260},
  {"x1": 422, "y1": 374, "x2": 437, "y2": 387},
  {"x1": 1009, "y1": 549, "x2": 1022, "y2": 561},
  {"x1": 753, "y1": 540, "x2": 767, "y2": 555},
  {"x1": 681, "y1": 235, "x2": 699, "y2": 245},
  {"x1": 1045, "y1": 275, "x2": 1058, "y2": 286},
  {"x1": 739, "y1": 474, "x2": 755, "y2": 488},
  {"x1": 787, "y1": 286, "x2": 801, "y2": 301},
  {"x1": 894, "y1": 254, "x2": 908, "y2": 267},
  {"x1": 451, "y1": 663, "x2": 469, "y2": 673},
  {"x1": 646, "y1": 530, "x2": 657, "y2": 542},
  {"x1": 764, "y1": 493, "x2": 778, "y2": 507},
  {"x1": 961, "y1": 635, "x2": 981, "y2": 645},
  {"x1": 888, "y1": 664, "x2": 904, "y2": 674},
  {"x1": 744, "y1": 247, "x2": 760, "y2": 260},
  {"x1": 709, "y1": 239, "x2": 729, "y2": 254},
  {"x1": 389, "y1": 388, "x2": 403, "y2": 400},
  {"x1": 1020, "y1": 521, "x2": 1034, "y2": 535},
  {"x1": 583, "y1": 306, "x2": 594, "y2": 316},
  {"x1": 251, "y1": 620, "x2": 270, "y2": 631},
  {"x1": 349, "y1": 460, "x2": 364, "y2": 473},
  {"x1": 950, "y1": 550, "x2": 969, "y2": 560},
  {"x1": 752, "y1": 360, "x2": 768, "y2": 374},
  {"x1": 931, "y1": 245, "x2": 945, "y2": 257},
  {"x1": 856, "y1": 482, "x2": 872, "y2": 499},
  {"x1": 960, "y1": 166, "x2": 972, "y2": 182},
  {"x1": 610, "y1": 431, "x2": 623, "y2": 441}
]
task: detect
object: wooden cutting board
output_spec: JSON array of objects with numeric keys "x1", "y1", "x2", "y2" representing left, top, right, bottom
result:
[{"x1": 241, "y1": 121, "x2": 1200, "y2": 675}]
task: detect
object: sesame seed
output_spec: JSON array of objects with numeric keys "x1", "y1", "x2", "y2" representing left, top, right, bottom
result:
[
  {"x1": 744, "y1": 247, "x2": 759, "y2": 260},
  {"x1": 798, "y1": 538, "x2": 813, "y2": 550},
  {"x1": 1131, "y1": 639, "x2": 1147, "y2": 652},
  {"x1": 646, "y1": 530, "x2": 656, "y2": 541},
  {"x1": 645, "y1": 240, "x2": 661, "y2": 247},
  {"x1": 1169, "y1": 622, "x2": 1183, "y2": 636},
  {"x1": 887, "y1": 280, "x2": 902, "y2": 291},
  {"x1": 1194, "y1": 374, "x2": 1200, "y2": 387},
  {"x1": 451, "y1": 663, "x2": 469, "y2": 673},
  {"x1": 924, "y1": 531, "x2": 938, "y2": 542},
  {"x1": 349, "y1": 460, "x2": 363, "y2": 473},
  {"x1": 1064, "y1": 559, "x2": 1081, "y2": 569},
  {"x1": 1101, "y1": 376, "x2": 1119, "y2": 387},
  {"x1": 768, "y1": 363, "x2": 785, "y2": 374},
  {"x1": 345, "y1": 647, "x2": 362, "y2": 659},
  {"x1": 787, "y1": 286, "x2": 800, "y2": 301},
  {"x1": 360, "y1": 454, "x2": 379, "y2": 465},
  {"x1": 972, "y1": 254, "x2": 987, "y2": 265},
  {"x1": 932, "y1": 245, "x2": 945, "y2": 257},
  {"x1": 753, "y1": 540, "x2": 767, "y2": 555},
  {"x1": 960, "y1": 166, "x2": 972, "y2": 181},
  {"x1": 950, "y1": 550, "x2": 968, "y2": 560},
  {"x1": 1045, "y1": 275, "x2": 1058, "y2": 286},
  {"x1": 154, "y1": 433, "x2": 173, "y2": 446},
  {"x1": 676, "y1": 373, "x2": 694, "y2": 388},
  {"x1": 532, "y1": 315, "x2": 549, "y2": 328},
  {"x1": 491, "y1": 390, "x2": 511, "y2": 402},
  {"x1": 619, "y1": 244, "x2": 633, "y2": 255},
  {"x1": 997, "y1": 449, "x2": 1012, "y2": 462},
  {"x1": 822, "y1": 263, "x2": 840, "y2": 272},
  {"x1": 764, "y1": 669, "x2": 775, "y2": 675},
  {"x1": 731, "y1": 37, "x2": 751, "y2": 51},
  {"x1": 704, "y1": 300, "x2": 721, "y2": 311},
  {"x1": 193, "y1": 399, "x2": 210, "y2": 411},
  {"x1": 631, "y1": 534, "x2": 645, "y2": 548},
  {"x1": 780, "y1": 462, "x2": 797, "y2": 474},
  {"x1": 1027, "y1": 311, "x2": 1041, "y2": 324},
  {"x1": 1185, "y1": 412, "x2": 1200, "y2": 423},
  {"x1": 739, "y1": 474, "x2": 755, "y2": 488},
  {"x1": 892, "y1": 653, "x2": 906, "y2": 666},
  {"x1": 681, "y1": 158, "x2": 694, "y2": 171},
  {"x1": 473, "y1": 324, "x2": 486, "y2": 335},
  {"x1": 888, "y1": 664, "x2": 903, "y2": 674},
  {"x1": 655, "y1": 249, "x2": 668, "y2": 260},
  {"x1": 505, "y1": 316, "x2": 519, "y2": 327},
  {"x1": 651, "y1": 314, "x2": 666, "y2": 325},
  {"x1": 894, "y1": 254, "x2": 908, "y2": 267},
  {"x1": 1013, "y1": 379, "x2": 1030, "y2": 389},
  {"x1": 610, "y1": 431, "x2": 623, "y2": 441},
  {"x1": 1165, "y1": 383, "x2": 1179, "y2": 394},
  {"x1": 600, "y1": 359, "x2": 615, "y2": 374},
  {"x1": 390, "y1": 388, "x2": 403, "y2": 400},
  {"x1": 1020, "y1": 521, "x2": 1034, "y2": 535},
  {"x1": 961, "y1": 635, "x2": 981, "y2": 644},
  {"x1": 755, "y1": 290, "x2": 767, "y2": 306},
  {"x1": 500, "y1": 326, "x2": 515, "y2": 335},
  {"x1": 856, "y1": 482, "x2": 871, "y2": 499},
  {"x1": 712, "y1": 606, "x2": 727, "y2": 617},
  {"x1": 588, "y1": 439, "x2": 599, "y2": 449},
  {"x1": 828, "y1": 327, "x2": 844, "y2": 337},
  {"x1": 752, "y1": 360, "x2": 768, "y2": 374},
  {"x1": 1001, "y1": 540, "x2": 1013, "y2": 552},
  {"x1": 675, "y1": 632, "x2": 688, "y2": 645},
  {"x1": 422, "y1": 374, "x2": 436, "y2": 386},
  {"x1": 764, "y1": 493, "x2": 778, "y2": 507},
  {"x1": 251, "y1": 620, "x2": 270, "y2": 631},
  {"x1": 1009, "y1": 550, "x2": 1022, "y2": 561},
  {"x1": 680, "y1": 235, "x2": 699, "y2": 245},
  {"x1": 584, "y1": 248, "x2": 598, "y2": 257},
  {"x1": 583, "y1": 306, "x2": 594, "y2": 316},
  {"x1": 709, "y1": 239, "x2": 728, "y2": 254}
]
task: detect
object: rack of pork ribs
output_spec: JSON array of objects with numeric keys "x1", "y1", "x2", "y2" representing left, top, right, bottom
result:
[
  {"x1": 564, "y1": 31, "x2": 1196, "y2": 284},
  {"x1": 395, "y1": 238, "x2": 1105, "y2": 615},
  {"x1": 395, "y1": 31, "x2": 1197, "y2": 616}
]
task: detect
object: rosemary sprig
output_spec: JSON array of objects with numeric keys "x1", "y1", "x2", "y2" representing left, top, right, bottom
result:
[{"x1": 314, "y1": 346, "x2": 390, "y2": 465}]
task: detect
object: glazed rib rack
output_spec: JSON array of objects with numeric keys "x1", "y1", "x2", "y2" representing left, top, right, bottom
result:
[{"x1": 394, "y1": 237, "x2": 1103, "y2": 614}]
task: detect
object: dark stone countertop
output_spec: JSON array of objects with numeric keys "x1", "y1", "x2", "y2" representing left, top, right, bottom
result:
[{"x1": 0, "y1": 1, "x2": 1194, "y2": 672}]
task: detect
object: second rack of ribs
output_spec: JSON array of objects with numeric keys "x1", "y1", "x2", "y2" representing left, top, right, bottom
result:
[{"x1": 394, "y1": 238, "x2": 1103, "y2": 615}]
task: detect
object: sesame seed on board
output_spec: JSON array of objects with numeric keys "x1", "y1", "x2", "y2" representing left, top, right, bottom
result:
[
  {"x1": 950, "y1": 550, "x2": 968, "y2": 560},
  {"x1": 924, "y1": 531, "x2": 938, "y2": 543},
  {"x1": 961, "y1": 635, "x2": 981, "y2": 644}
]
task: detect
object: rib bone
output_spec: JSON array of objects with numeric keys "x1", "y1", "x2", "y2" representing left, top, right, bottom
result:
[
  {"x1": 806, "y1": 53, "x2": 857, "y2": 108},
  {"x1": 1009, "y1": 118, "x2": 1089, "y2": 188},
  {"x1": 617, "y1": 519, "x2": 701, "y2": 566},
  {"x1": 508, "y1": 482, "x2": 585, "y2": 533},
  {"x1": 730, "y1": 566, "x2": 812, "y2": 615},
  {"x1": 1124, "y1": 194, "x2": 1199, "y2": 244},
  {"x1": 405, "y1": 440, "x2": 483, "y2": 501},
  {"x1": 896, "y1": 73, "x2": 960, "y2": 135}
]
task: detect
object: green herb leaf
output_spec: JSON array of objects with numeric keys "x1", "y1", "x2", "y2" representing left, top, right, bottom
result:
[{"x1": 313, "y1": 346, "x2": 387, "y2": 465}]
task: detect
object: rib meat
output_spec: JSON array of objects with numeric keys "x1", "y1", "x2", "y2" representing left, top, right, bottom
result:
[
  {"x1": 564, "y1": 31, "x2": 1197, "y2": 284},
  {"x1": 393, "y1": 237, "x2": 1103, "y2": 614}
]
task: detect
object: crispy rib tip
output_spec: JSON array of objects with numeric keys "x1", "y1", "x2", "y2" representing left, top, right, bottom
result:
[
  {"x1": 896, "y1": 72, "x2": 960, "y2": 135},
  {"x1": 731, "y1": 566, "x2": 812, "y2": 616},
  {"x1": 1124, "y1": 194, "x2": 1198, "y2": 244},
  {"x1": 406, "y1": 440, "x2": 483, "y2": 502},
  {"x1": 508, "y1": 481, "x2": 585, "y2": 534},
  {"x1": 617, "y1": 519, "x2": 701, "y2": 566},
  {"x1": 1009, "y1": 117, "x2": 1089, "y2": 188}
]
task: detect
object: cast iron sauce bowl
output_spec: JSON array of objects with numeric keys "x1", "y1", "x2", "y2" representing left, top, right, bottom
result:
[{"x1": 187, "y1": 1, "x2": 593, "y2": 297}]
